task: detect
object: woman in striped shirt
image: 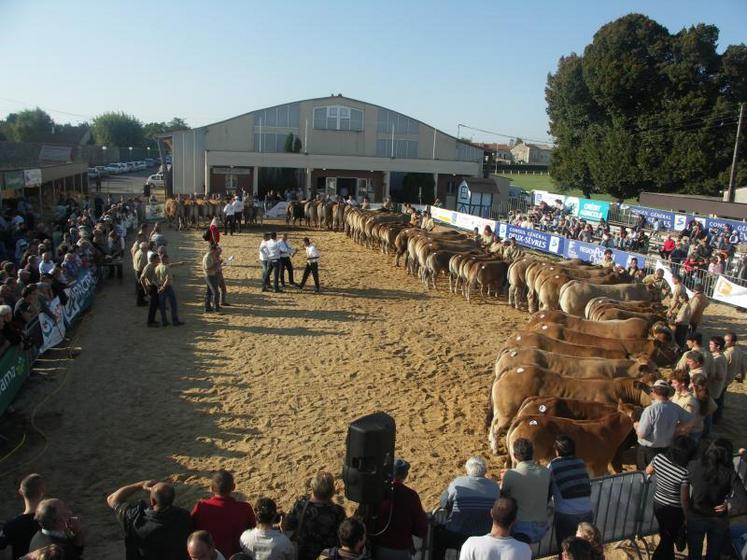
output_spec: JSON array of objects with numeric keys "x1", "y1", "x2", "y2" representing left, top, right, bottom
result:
[{"x1": 645, "y1": 436, "x2": 696, "y2": 560}]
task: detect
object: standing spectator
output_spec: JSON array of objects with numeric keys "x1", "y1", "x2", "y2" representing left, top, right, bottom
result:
[
  {"x1": 156, "y1": 254, "x2": 184, "y2": 326},
  {"x1": 188, "y1": 530, "x2": 226, "y2": 560},
  {"x1": 192, "y1": 470, "x2": 255, "y2": 558},
  {"x1": 458, "y1": 498, "x2": 531, "y2": 560},
  {"x1": 668, "y1": 274, "x2": 687, "y2": 311},
  {"x1": 264, "y1": 233, "x2": 282, "y2": 293},
  {"x1": 133, "y1": 241, "x2": 148, "y2": 306},
  {"x1": 434, "y1": 456, "x2": 501, "y2": 560},
  {"x1": 547, "y1": 436, "x2": 593, "y2": 549},
  {"x1": 13, "y1": 286, "x2": 38, "y2": 327},
  {"x1": 298, "y1": 237, "x2": 321, "y2": 293},
  {"x1": 676, "y1": 334, "x2": 713, "y2": 377},
  {"x1": 258, "y1": 233, "x2": 271, "y2": 291},
  {"x1": 277, "y1": 234, "x2": 297, "y2": 288},
  {"x1": 140, "y1": 253, "x2": 161, "y2": 327},
  {"x1": 239, "y1": 498, "x2": 294, "y2": 560},
  {"x1": 709, "y1": 336, "x2": 728, "y2": 426},
  {"x1": 106, "y1": 479, "x2": 192, "y2": 560},
  {"x1": 724, "y1": 332, "x2": 745, "y2": 384},
  {"x1": 282, "y1": 472, "x2": 346, "y2": 560},
  {"x1": 688, "y1": 283, "x2": 709, "y2": 334},
  {"x1": 318, "y1": 517, "x2": 367, "y2": 560},
  {"x1": 668, "y1": 293, "x2": 690, "y2": 349},
  {"x1": 0, "y1": 473, "x2": 45, "y2": 559},
  {"x1": 626, "y1": 257, "x2": 640, "y2": 279},
  {"x1": 645, "y1": 436, "x2": 696, "y2": 560},
  {"x1": 203, "y1": 245, "x2": 221, "y2": 313},
  {"x1": 500, "y1": 439, "x2": 550, "y2": 544},
  {"x1": 223, "y1": 198, "x2": 236, "y2": 236},
  {"x1": 28, "y1": 499, "x2": 84, "y2": 560},
  {"x1": 600, "y1": 249, "x2": 614, "y2": 269},
  {"x1": 371, "y1": 458, "x2": 428, "y2": 560},
  {"x1": 682, "y1": 439, "x2": 738, "y2": 560},
  {"x1": 233, "y1": 196, "x2": 244, "y2": 234},
  {"x1": 635, "y1": 380, "x2": 693, "y2": 469}
]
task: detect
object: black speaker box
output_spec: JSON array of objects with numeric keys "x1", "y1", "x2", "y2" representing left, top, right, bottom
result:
[{"x1": 342, "y1": 412, "x2": 396, "y2": 504}]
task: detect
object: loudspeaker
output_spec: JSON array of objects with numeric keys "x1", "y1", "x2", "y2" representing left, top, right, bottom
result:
[{"x1": 342, "y1": 412, "x2": 396, "y2": 505}]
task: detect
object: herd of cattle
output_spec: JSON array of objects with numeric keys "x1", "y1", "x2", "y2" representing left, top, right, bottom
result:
[
  {"x1": 338, "y1": 207, "x2": 683, "y2": 476},
  {"x1": 163, "y1": 201, "x2": 692, "y2": 475},
  {"x1": 163, "y1": 195, "x2": 264, "y2": 229}
]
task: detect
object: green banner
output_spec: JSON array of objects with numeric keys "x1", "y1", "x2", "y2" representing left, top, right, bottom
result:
[
  {"x1": 0, "y1": 345, "x2": 33, "y2": 416},
  {"x1": 3, "y1": 171, "x2": 25, "y2": 191}
]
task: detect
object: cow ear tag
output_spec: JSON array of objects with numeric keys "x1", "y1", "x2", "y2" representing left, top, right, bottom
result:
[
  {"x1": 516, "y1": 335, "x2": 521, "y2": 341},
  {"x1": 529, "y1": 420, "x2": 538, "y2": 426},
  {"x1": 511, "y1": 351, "x2": 517, "y2": 357},
  {"x1": 516, "y1": 367, "x2": 525, "y2": 373},
  {"x1": 538, "y1": 404, "x2": 547, "y2": 413},
  {"x1": 542, "y1": 325, "x2": 548, "y2": 330}
]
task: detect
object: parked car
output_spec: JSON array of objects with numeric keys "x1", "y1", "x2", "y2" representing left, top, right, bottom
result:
[
  {"x1": 145, "y1": 173, "x2": 165, "y2": 188},
  {"x1": 104, "y1": 164, "x2": 121, "y2": 175},
  {"x1": 87, "y1": 168, "x2": 100, "y2": 179},
  {"x1": 95, "y1": 166, "x2": 108, "y2": 176}
]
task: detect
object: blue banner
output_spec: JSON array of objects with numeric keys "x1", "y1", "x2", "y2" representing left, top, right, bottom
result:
[
  {"x1": 497, "y1": 223, "x2": 565, "y2": 255},
  {"x1": 628, "y1": 206, "x2": 677, "y2": 230},
  {"x1": 577, "y1": 199, "x2": 610, "y2": 222},
  {"x1": 62, "y1": 270, "x2": 97, "y2": 328},
  {"x1": 563, "y1": 239, "x2": 645, "y2": 268},
  {"x1": 705, "y1": 217, "x2": 747, "y2": 243}
]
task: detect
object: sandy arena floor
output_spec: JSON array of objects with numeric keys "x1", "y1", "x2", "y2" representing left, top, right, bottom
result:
[{"x1": 0, "y1": 221, "x2": 746, "y2": 558}]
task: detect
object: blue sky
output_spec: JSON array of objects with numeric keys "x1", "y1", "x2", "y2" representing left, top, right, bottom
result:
[{"x1": 1, "y1": 0, "x2": 745, "y2": 143}]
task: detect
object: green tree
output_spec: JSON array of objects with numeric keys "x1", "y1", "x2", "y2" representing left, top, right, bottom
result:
[
  {"x1": 91, "y1": 112, "x2": 144, "y2": 147},
  {"x1": 5, "y1": 108, "x2": 54, "y2": 142},
  {"x1": 166, "y1": 117, "x2": 189, "y2": 131}
]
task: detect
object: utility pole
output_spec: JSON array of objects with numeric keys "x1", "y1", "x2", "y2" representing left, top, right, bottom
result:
[{"x1": 727, "y1": 102, "x2": 745, "y2": 203}]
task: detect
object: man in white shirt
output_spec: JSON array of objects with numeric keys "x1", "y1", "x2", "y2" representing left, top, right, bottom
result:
[
  {"x1": 265, "y1": 232, "x2": 282, "y2": 292},
  {"x1": 223, "y1": 198, "x2": 235, "y2": 236},
  {"x1": 233, "y1": 196, "x2": 244, "y2": 234},
  {"x1": 298, "y1": 237, "x2": 321, "y2": 292},
  {"x1": 346, "y1": 194, "x2": 358, "y2": 207},
  {"x1": 459, "y1": 497, "x2": 531, "y2": 560},
  {"x1": 187, "y1": 530, "x2": 226, "y2": 560},
  {"x1": 277, "y1": 233, "x2": 298, "y2": 288},
  {"x1": 258, "y1": 233, "x2": 271, "y2": 291}
]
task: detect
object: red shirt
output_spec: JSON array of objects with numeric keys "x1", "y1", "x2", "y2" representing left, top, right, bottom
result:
[
  {"x1": 373, "y1": 481, "x2": 428, "y2": 550},
  {"x1": 191, "y1": 495, "x2": 256, "y2": 556},
  {"x1": 663, "y1": 239, "x2": 675, "y2": 252}
]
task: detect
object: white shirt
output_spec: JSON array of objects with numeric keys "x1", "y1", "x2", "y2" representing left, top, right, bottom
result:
[
  {"x1": 347, "y1": 198, "x2": 358, "y2": 207},
  {"x1": 305, "y1": 244, "x2": 320, "y2": 260},
  {"x1": 240, "y1": 527, "x2": 295, "y2": 560},
  {"x1": 278, "y1": 240, "x2": 293, "y2": 257},
  {"x1": 223, "y1": 202, "x2": 235, "y2": 215},
  {"x1": 39, "y1": 260, "x2": 55, "y2": 275},
  {"x1": 233, "y1": 199, "x2": 244, "y2": 213},
  {"x1": 259, "y1": 240, "x2": 270, "y2": 261},
  {"x1": 459, "y1": 534, "x2": 531, "y2": 560},
  {"x1": 266, "y1": 239, "x2": 281, "y2": 260}
]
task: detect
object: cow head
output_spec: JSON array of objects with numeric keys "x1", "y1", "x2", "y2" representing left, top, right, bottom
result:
[
  {"x1": 632, "y1": 381, "x2": 654, "y2": 406},
  {"x1": 617, "y1": 399, "x2": 643, "y2": 422}
]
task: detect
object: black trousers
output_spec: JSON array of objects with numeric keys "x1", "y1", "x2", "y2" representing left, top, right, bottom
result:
[
  {"x1": 147, "y1": 286, "x2": 159, "y2": 324},
  {"x1": 235, "y1": 212, "x2": 242, "y2": 233},
  {"x1": 264, "y1": 260, "x2": 280, "y2": 291},
  {"x1": 431, "y1": 527, "x2": 469, "y2": 560},
  {"x1": 280, "y1": 257, "x2": 295, "y2": 285},
  {"x1": 674, "y1": 324, "x2": 689, "y2": 349},
  {"x1": 224, "y1": 214, "x2": 235, "y2": 235},
  {"x1": 300, "y1": 261, "x2": 320, "y2": 291},
  {"x1": 135, "y1": 272, "x2": 146, "y2": 305},
  {"x1": 636, "y1": 445, "x2": 667, "y2": 470},
  {"x1": 652, "y1": 503, "x2": 684, "y2": 560}
]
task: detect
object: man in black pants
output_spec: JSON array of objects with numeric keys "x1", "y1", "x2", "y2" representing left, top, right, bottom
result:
[
  {"x1": 298, "y1": 237, "x2": 320, "y2": 292},
  {"x1": 140, "y1": 253, "x2": 161, "y2": 327},
  {"x1": 278, "y1": 233, "x2": 297, "y2": 287}
]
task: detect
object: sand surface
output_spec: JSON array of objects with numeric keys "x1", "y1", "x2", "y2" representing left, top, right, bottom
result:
[{"x1": 0, "y1": 221, "x2": 745, "y2": 558}]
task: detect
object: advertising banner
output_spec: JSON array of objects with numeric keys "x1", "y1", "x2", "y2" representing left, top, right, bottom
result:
[
  {"x1": 0, "y1": 346, "x2": 33, "y2": 416},
  {"x1": 705, "y1": 217, "x2": 747, "y2": 243},
  {"x1": 628, "y1": 206, "x2": 676, "y2": 230},
  {"x1": 62, "y1": 271, "x2": 97, "y2": 327},
  {"x1": 577, "y1": 199, "x2": 610, "y2": 222},
  {"x1": 712, "y1": 275, "x2": 747, "y2": 308},
  {"x1": 145, "y1": 203, "x2": 165, "y2": 222},
  {"x1": 499, "y1": 223, "x2": 565, "y2": 255},
  {"x1": 39, "y1": 297, "x2": 66, "y2": 353},
  {"x1": 430, "y1": 206, "x2": 457, "y2": 225},
  {"x1": 532, "y1": 190, "x2": 565, "y2": 207},
  {"x1": 23, "y1": 169, "x2": 42, "y2": 187},
  {"x1": 265, "y1": 201, "x2": 289, "y2": 218},
  {"x1": 3, "y1": 171, "x2": 25, "y2": 191}
]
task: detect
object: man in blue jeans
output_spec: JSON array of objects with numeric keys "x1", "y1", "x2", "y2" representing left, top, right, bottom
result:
[
  {"x1": 155, "y1": 254, "x2": 184, "y2": 326},
  {"x1": 547, "y1": 435, "x2": 593, "y2": 550}
]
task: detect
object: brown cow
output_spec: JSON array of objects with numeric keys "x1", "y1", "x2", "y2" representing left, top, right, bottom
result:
[
  {"x1": 502, "y1": 332, "x2": 629, "y2": 360},
  {"x1": 495, "y1": 348, "x2": 658, "y2": 380},
  {"x1": 488, "y1": 366, "x2": 651, "y2": 433},
  {"x1": 525, "y1": 311, "x2": 654, "y2": 339},
  {"x1": 559, "y1": 281, "x2": 654, "y2": 316}
]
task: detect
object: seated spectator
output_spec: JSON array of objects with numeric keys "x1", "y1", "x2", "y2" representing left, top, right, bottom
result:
[
  {"x1": 188, "y1": 530, "x2": 226, "y2": 560},
  {"x1": 575, "y1": 523, "x2": 603, "y2": 560},
  {"x1": 371, "y1": 458, "x2": 428, "y2": 560},
  {"x1": 28, "y1": 499, "x2": 84, "y2": 559},
  {"x1": 707, "y1": 256, "x2": 723, "y2": 276},
  {"x1": 669, "y1": 242, "x2": 687, "y2": 264},
  {"x1": 239, "y1": 498, "x2": 294, "y2": 560},
  {"x1": 500, "y1": 439, "x2": 550, "y2": 544},
  {"x1": 318, "y1": 517, "x2": 368, "y2": 560},
  {"x1": 660, "y1": 236, "x2": 676, "y2": 260},
  {"x1": 548, "y1": 436, "x2": 593, "y2": 549},
  {"x1": 682, "y1": 439, "x2": 738, "y2": 560},
  {"x1": 434, "y1": 456, "x2": 500, "y2": 560},
  {"x1": 283, "y1": 472, "x2": 346, "y2": 560},
  {"x1": 14, "y1": 286, "x2": 38, "y2": 326},
  {"x1": 107, "y1": 479, "x2": 193, "y2": 559},
  {"x1": 645, "y1": 436, "x2": 695, "y2": 560},
  {"x1": 0, "y1": 473, "x2": 45, "y2": 558},
  {"x1": 561, "y1": 537, "x2": 593, "y2": 560},
  {"x1": 192, "y1": 470, "x2": 256, "y2": 558},
  {"x1": 458, "y1": 497, "x2": 530, "y2": 560}
]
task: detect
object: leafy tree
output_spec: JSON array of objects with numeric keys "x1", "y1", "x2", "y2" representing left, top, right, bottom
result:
[
  {"x1": 166, "y1": 117, "x2": 189, "y2": 131},
  {"x1": 5, "y1": 108, "x2": 54, "y2": 142},
  {"x1": 547, "y1": 14, "x2": 746, "y2": 198},
  {"x1": 91, "y1": 112, "x2": 144, "y2": 147}
]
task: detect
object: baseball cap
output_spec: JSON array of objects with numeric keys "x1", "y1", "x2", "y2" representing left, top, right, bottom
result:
[{"x1": 393, "y1": 458, "x2": 410, "y2": 475}]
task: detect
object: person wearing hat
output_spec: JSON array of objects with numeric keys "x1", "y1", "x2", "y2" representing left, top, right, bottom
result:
[
  {"x1": 687, "y1": 281, "x2": 709, "y2": 335},
  {"x1": 371, "y1": 459, "x2": 428, "y2": 560},
  {"x1": 634, "y1": 379, "x2": 694, "y2": 469}
]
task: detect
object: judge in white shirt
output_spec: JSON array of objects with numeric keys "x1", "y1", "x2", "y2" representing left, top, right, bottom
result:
[
  {"x1": 258, "y1": 233, "x2": 271, "y2": 291},
  {"x1": 298, "y1": 237, "x2": 321, "y2": 292},
  {"x1": 278, "y1": 233, "x2": 298, "y2": 288},
  {"x1": 233, "y1": 196, "x2": 244, "y2": 234},
  {"x1": 223, "y1": 198, "x2": 236, "y2": 236},
  {"x1": 264, "y1": 232, "x2": 282, "y2": 292}
]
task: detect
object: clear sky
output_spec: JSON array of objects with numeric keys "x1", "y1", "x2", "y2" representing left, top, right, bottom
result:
[{"x1": 1, "y1": 0, "x2": 745, "y2": 143}]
